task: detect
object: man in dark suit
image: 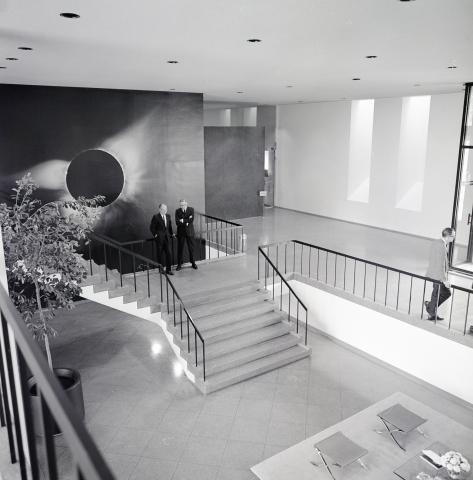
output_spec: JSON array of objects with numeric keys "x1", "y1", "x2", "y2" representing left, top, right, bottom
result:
[
  {"x1": 175, "y1": 199, "x2": 197, "y2": 270},
  {"x1": 150, "y1": 203, "x2": 174, "y2": 275}
]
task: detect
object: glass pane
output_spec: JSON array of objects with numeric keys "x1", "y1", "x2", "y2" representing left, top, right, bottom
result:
[
  {"x1": 463, "y1": 90, "x2": 473, "y2": 145},
  {"x1": 453, "y1": 147, "x2": 473, "y2": 268}
]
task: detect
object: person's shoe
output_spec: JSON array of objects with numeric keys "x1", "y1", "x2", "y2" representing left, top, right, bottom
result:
[
  {"x1": 192, "y1": 263, "x2": 198, "y2": 270},
  {"x1": 427, "y1": 315, "x2": 443, "y2": 321},
  {"x1": 424, "y1": 301, "x2": 430, "y2": 314},
  {"x1": 166, "y1": 270, "x2": 174, "y2": 276},
  {"x1": 176, "y1": 265, "x2": 182, "y2": 271}
]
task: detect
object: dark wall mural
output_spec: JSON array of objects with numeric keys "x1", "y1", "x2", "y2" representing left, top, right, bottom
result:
[
  {"x1": 204, "y1": 127, "x2": 265, "y2": 219},
  {"x1": 0, "y1": 84, "x2": 205, "y2": 241}
]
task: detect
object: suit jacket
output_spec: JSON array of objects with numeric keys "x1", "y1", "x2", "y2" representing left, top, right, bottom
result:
[
  {"x1": 175, "y1": 206, "x2": 195, "y2": 237},
  {"x1": 426, "y1": 238, "x2": 448, "y2": 282},
  {"x1": 150, "y1": 213, "x2": 173, "y2": 241}
]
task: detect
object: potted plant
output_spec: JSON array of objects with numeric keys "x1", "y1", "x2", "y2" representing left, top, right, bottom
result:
[{"x1": 0, "y1": 174, "x2": 103, "y2": 433}]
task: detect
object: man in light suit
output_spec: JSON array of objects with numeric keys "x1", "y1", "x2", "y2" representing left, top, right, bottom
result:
[
  {"x1": 425, "y1": 227, "x2": 455, "y2": 320},
  {"x1": 175, "y1": 199, "x2": 197, "y2": 271},
  {"x1": 150, "y1": 203, "x2": 174, "y2": 275}
]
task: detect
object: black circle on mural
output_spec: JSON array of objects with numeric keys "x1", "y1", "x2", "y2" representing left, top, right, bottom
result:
[{"x1": 66, "y1": 149, "x2": 124, "y2": 206}]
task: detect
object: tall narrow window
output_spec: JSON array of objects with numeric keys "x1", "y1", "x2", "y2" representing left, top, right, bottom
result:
[
  {"x1": 395, "y1": 95, "x2": 431, "y2": 211},
  {"x1": 347, "y1": 99, "x2": 374, "y2": 203}
]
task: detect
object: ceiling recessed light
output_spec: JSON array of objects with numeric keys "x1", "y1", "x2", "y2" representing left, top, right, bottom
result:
[
  {"x1": 60, "y1": 12, "x2": 80, "y2": 19},
  {"x1": 18, "y1": 46, "x2": 33, "y2": 51},
  {"x1": 447, "y1": 65, "x2": 457, "y2": 69},
  {"x1": 247, "y1": 38, "x2": 261, "y2": 43},
  {"x1": 6, "y1": 57, "x2": 18, "y2": 61},
  {"x1": 365, "y1": 55, "x2": 377, "y2": 59},
  {"x1": 352, "y1": 77, "x2": 361, "y2": 81},
  {"x1": 167, "y1": 60, "x2": 179, "y2": 64}
]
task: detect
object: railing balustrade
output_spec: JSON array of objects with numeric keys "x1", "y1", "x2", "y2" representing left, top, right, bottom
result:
[
  {"x1": 261, "y1": 240, "x2": 473, "y2": 337},
  {"x1": 108, "y1": 212, "x2": 244, "y2": 270},
  {"x1": 257, "y1": 246, "x2": 308, "y2": 345},
  {"x1": 85, "y1": 233, "x2": 206, "y2": 379},
  {"x1": 0, "y1": 283, "x2": 115, "y2": 480}
]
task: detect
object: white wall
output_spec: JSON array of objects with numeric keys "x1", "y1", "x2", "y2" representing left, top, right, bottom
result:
[
  {"x1": 204, "y1": 107, "x2": 257, "y2": 127},
  {"x1": 288, "y1": 280, "x2": 473, "y2": 405},
  {"x1": 275, "y1": 93, "x2": 463, "y2": 238}
]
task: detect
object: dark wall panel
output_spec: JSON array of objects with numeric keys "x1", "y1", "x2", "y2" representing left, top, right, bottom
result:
[
  {"x1": 0, "y1": 84, "x2": 205, "y2": 241},
  {"x1": 204, "y1": 127, "x2": 264, "y2": 219}
]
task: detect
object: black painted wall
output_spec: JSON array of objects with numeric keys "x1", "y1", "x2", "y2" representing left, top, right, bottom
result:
[
  {"x1": 0, "y1": 84, "x2": 205, "y2": 241},
  {"x1": 204, "y1": 127, "x2": 265, "y2": 219}
]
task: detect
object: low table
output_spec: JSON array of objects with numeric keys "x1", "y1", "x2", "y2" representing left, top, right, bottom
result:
[{"x1": 251, "y1": 393, "x2": 473, "y2": 480}]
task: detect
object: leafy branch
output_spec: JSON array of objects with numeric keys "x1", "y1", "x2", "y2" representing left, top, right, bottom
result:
[{"x1": 0, "y1": 173, "x2": 104, "y2": 369}]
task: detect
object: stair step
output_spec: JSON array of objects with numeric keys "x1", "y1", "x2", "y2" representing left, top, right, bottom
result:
[
  {"x1": 202, "y1": 345, "x2": 311, "y2": 393},
  {"x1": 201, "y1": 333, "x2": 301, "y2": 376},
  {"x1": 80, "y1": 274, "x2": 104, "y2": 287},
  {"x1": 93, "y1": 279, "x2": 118, "y2": 293},
  {"x1": 180, "y1": 281, "x2": 261, "y2": 308},
  {"x1": 176, "y1": 321, "x2": 292, "y2": 361},
  {"x1": 189, "y1": 292, "x2": 268, "y2": 318},
  {"x1": 122, "y1": 291, "x2": 147, "y2": 304},
  {"x1": 150, "y1": 304, "x2": 162, "y2": 314},
  {"x1": 108, "y1": 285, "x2": 133, "y2": 299},
  {"x1": 137, "y1": 295, "x2": 161, "y2": 309},
  {"x1": 193, "y1": 302, "x2": 276, "y2": 331}
]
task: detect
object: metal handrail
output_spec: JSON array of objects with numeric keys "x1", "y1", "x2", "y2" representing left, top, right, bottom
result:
[
  {"x1": 118, "y1": 225, "x2": 243, "y2": 247},
  {"x1": 258, "y1": 246, "x2": 308, "y2": 344},
  {"x1": 289, "y1": 239, "x2": 473, "y2": 295},
  {"x1": 86, "y1": 233, "x2": 206, "y2": 379},
  {"x1": 0, "y1": 283, "x2": 115, "y2": 480},
  {"x1": 195, "y1": 211, "x2": 243, "y2": 227},
  {"x1": 262, "y1": 239, "x2": 473, "y2": 335}
]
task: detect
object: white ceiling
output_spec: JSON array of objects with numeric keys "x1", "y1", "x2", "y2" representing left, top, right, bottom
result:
[{"x1": 0, "y1": 0, "x2": 472, "y2": 105}]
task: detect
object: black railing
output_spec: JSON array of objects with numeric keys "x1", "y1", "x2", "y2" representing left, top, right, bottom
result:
[
  {"x1": 262, "y1": 240, "x2": 473, "y2": 337},
  {"x1": 257, "y1": 246, "x2": 308, "y2": 345},
  {"x1": 0, "y1": 283, "x2": 115, "y2": 480},
  {"x1": 115, "y1": 212, "x2": 244, "y2": 270},
  {"x1": 85, "y1": 233, "x2": 206, "y2": 380}
]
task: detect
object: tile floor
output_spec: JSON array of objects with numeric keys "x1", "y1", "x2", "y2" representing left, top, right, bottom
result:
[
  {"x1": 48, "y1": 299, "x2": 473, "y2": 480},
  {"x1": 6, "y1": 207, "x2": 472, "y2": 480}
]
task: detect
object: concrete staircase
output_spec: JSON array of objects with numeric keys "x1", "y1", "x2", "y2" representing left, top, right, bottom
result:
[{"x1": 79, "y1": 260, "x2": 311, "y2": 394}]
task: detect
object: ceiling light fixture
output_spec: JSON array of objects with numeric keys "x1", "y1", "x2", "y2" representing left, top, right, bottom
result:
[
  {"x1": 352, "y1": 77, "x2": 361, "y2": 81},
  {"x1": 167, "y1": 60, "x2": 178, "y2": 64},
  {"x1": 236, "y1": 91, "x2": 244, "y2": 94},
  {"x1": 365, "y1": 55, "x2": 377, "y2": 59},
  {"x1": 6, "y1": 57, "x2": 18, "y2": 61},
  {"x1": 447, "y1": 65, "x2": 457, "y2": 69},
  {"x1": 60, "y1": 12, "x2": 80, "y2": 18},
  {"x1": 18, "y1": 46, "x2": 33, "y2": 51},
  {"x1": 247, "y1": 38, "x2": 261, "y2": 43}
]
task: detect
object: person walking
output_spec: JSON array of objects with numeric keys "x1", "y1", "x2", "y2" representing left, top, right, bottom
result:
[
  {"x1": 175, "y1": 199, "x2": 197, "y2": 270},
  {"x1": 424, "y1": 227, "x2": 455, "y2": 320}
]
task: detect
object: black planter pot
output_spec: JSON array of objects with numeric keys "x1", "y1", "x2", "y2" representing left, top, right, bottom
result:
[{"x1": 28, "y1": 367, "x2": 85, "y2": 436}]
